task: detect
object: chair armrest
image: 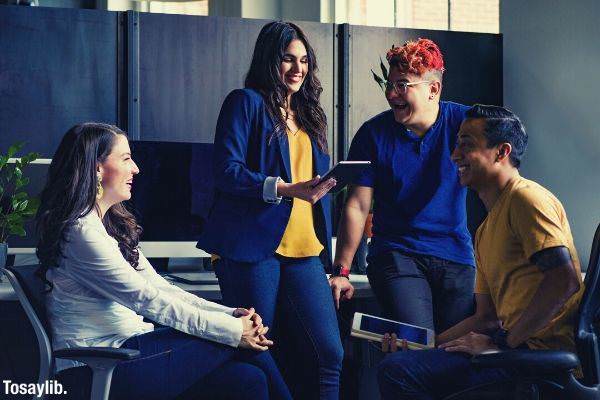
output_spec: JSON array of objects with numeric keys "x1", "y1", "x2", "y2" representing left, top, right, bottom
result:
[
  {"x1": 54, "y1": 347, "x2": 141, "y2": 361},
  {"x1": 472, "y1": 349, "x2": 579, "y2": 375}
]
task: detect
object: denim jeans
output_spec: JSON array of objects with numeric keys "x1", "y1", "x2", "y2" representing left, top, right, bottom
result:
[
  {"x1": 215, "y1": 255, "x2": 344, "y2": 400},
  {"x1": 57, "y1": 327, "x2": 291, "y2": 400},
  {"x1": 377, "y1": 348, "x2": 513, "y2": 400},
  {"x1": 367, "y1": 251, "x2": 475, "y2": 332}
]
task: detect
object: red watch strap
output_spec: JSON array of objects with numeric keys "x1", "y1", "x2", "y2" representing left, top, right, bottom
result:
[{"x1": 333, "y1": 264, "x2": 350, "y2": 278}]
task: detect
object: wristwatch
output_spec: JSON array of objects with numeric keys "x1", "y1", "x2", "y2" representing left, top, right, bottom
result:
[
  {"x1": 492, "y1": 328, "x2": 510, "y2": 350},
  {"x1": 332, "y1": 264, "x2": 350, "y2": 279}
]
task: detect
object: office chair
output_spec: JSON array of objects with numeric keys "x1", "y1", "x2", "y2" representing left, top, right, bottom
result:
[
  {"x1": 2, "y1": 265, "x2": 140, "y2": 400},
  {"x1": 446, "y1": 222, "x2": 600, "y2": 400}
]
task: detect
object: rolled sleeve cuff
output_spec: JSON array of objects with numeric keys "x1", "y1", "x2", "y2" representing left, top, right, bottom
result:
[{"x1": 263, "y1": 176, "x2": 282, "y2": 204}]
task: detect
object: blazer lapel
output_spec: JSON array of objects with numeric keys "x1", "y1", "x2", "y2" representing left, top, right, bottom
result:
[
  {"x1": 311, "y1": 139, "x2": 330, "y2": 177},
  {"x1": 277, "y1": 131, "x2": 292, "y2": 182}
]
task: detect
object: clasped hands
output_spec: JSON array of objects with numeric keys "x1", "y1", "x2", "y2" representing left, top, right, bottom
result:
[
  {"x1": 381, "y1": 331, "x2": 499, "y2": 355},
  {"x1": 234, "y1": 307, "x2": 273, "y2": 351}
]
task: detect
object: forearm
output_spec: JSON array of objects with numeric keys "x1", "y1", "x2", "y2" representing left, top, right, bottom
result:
[
  {"x1": 334, "y1": 204, "x2": 369, "y2": 268},
  {"x1": 437, "y1": 314, "x2": 500, "y2": 345},
  {"x1": 506, "y1": 269, "x2": 580, "y2": 348}
]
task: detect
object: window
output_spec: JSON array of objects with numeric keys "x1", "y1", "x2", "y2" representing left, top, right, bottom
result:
[
  {"x1": 334, "y1": 0, "x2": 499, "y2": 34},
  {"x1": 107, "y1": 0, "x2": 208, "y2": 16}
]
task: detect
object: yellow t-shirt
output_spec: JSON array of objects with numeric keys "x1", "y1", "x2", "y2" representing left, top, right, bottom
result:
[
  {"x1": 474, "y1": 176, "x2": 584, "y2": 353},
  {"x1": 275, "y1": 128, "x2": 324, "y2": 258}
]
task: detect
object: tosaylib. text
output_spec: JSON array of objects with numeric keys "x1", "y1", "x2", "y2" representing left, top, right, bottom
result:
[{"x1": 3, "y1": 380, "x2": 67, "y2": 397}]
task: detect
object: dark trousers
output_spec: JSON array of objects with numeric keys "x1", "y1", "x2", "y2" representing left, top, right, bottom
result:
[
  {"x1": 58, "y1": 327, "x2": 291, "y2": 400},
  {"x1": 215, "y1": 255, "x2": 344, "y2": 400},
  {"x1": 367, "y1": 251, "x2": 475, "y2": 332},
  {"x1": 377, "y1": 348, "x2": 512, "y2": 400}
]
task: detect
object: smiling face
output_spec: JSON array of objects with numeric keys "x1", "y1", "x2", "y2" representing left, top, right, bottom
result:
[
  {"x1": 452, "y1": 118, "x2": 503, "y2": 190},
  {"x1": 280, "y1": 39, "x2": 308, "y2": 96},
  {"x1": 385, "y1": 67, "x2": 440, "y2": 130},
  {"x1": 97, "y1": 134, "x2": 139, "y2": 206}
]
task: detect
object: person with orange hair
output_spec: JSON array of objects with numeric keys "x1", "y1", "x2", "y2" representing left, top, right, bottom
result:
[{"x1": 330, "y1": 38, "x2": 475, "y2": 334}]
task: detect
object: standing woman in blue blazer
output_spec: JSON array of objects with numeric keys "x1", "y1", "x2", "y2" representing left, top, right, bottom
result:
[{"x1": 197, "y1": 21, "x2": 344, "y2": 400}]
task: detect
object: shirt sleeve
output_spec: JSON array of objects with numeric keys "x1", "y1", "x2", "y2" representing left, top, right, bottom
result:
[
  {"x1": 509, "y1": 188, "x2": 570, "y2": 260},
  {"x1": 474, "y1": 249, "x2": 490, "y2": 294},
  {"x1": 262, "y1": 176, "x2": 283, "y2": 204},
  {"x1": 64, "y1": 224, "x2": 243, "y2": 347},
  {"x1": 135, "y1": 251, "x2": 238, "y2": 315},
  {"x1": 346, "y1": 124, "x2": 376, "y2": 187}
]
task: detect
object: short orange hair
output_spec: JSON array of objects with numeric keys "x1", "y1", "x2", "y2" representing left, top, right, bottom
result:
[{"x1": 386, "y1": 38, "x2": 445, "y2": 77}]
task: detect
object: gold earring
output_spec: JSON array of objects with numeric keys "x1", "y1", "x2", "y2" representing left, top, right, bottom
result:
[{"x1": 96, "y1": 172, "x2": 103, "y2": 200}]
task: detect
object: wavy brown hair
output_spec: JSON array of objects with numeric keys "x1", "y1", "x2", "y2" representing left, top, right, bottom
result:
[
  {"x1": 245, "y1": 21, "x2": 328, "y2": 153},
  {"x1": 36, "y1": 123, "x2": 142, "y2": 282}
]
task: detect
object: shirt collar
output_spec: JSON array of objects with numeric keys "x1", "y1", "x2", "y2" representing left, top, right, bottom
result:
[{"x1": 395, "y1": 102, "x2": 444, "y2": 144}]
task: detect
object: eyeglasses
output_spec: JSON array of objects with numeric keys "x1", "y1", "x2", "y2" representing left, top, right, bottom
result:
[{"x1": 382, "y1": 80, "x2": 432, "y2": 95}]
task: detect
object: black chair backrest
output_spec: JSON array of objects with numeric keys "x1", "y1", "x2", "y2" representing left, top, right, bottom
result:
[
  {"x1": 576, "y1": 222, "x2": 600, "y2": 386},
  {"x1": 7, "y1": 265, "x2": 50, "y2": 333}
]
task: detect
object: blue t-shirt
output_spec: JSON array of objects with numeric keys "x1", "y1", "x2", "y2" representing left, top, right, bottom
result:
[{"x1": 347, "y1": 101, "x2": 475, "y2": 266}]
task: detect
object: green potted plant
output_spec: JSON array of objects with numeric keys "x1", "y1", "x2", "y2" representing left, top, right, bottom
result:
[{"x1": 0, "y1": 143, "x2": 40, "y2": 270}]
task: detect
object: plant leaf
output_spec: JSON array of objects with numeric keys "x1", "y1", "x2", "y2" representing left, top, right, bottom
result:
[
  {"x1": 15, "y1": 177, "x2": 30, "y2": 189},
  {"x1": 7, "y1": 213, "x2": 23, "y2": 223},
  {"x1": 11, "y1": 199, "x2": 24, "y2": 212},
  {"x1": 14, "y1": 166, "x2": 22, "y2": 180},
  {"x1": 25, "y1": 196, "x2": 39, "y2": 209},
  {"x1": 13, "y1": 192, "x2": 27, "y2": 201},
  {"x1": 7, "y1": 143, "x2": 24, "y2": 158},
  {"x1": 27, "y1": 152, "x2": 40, "y2": 163},
  {"x1": 8, "y1": 225, "x2": 26, "y2": 237},
  {"x1": 380, "y1": 56, "x2": 388, "y2": 81},
  {"x1": 16, "y1": 200, "x2": 28, "y2": 212},
  {"x1": 371, "y1": 69, "x2": 386, "y2": 91}
]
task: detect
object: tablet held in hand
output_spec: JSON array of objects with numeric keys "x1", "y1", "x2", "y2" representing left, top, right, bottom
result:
[
  {"x1": 315, "y1": 161, "x2": 371, "y2": 193},
  {"x1": 351, "y1": 312, "x2": 435, "y2": 349}
]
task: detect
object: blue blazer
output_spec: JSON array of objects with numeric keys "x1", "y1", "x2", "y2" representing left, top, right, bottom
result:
[{"x1": 197, "y1": 89, "x2": 332, "y2": 263}]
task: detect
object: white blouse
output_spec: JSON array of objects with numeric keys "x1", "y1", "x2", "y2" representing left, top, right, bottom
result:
[{"x1": 47, "y1": 211, "x2": 243, "y2": 371}]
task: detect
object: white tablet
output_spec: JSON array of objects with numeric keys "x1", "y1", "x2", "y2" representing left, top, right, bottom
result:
[{"x1": 351, "y1": 312, "x2": 435, "y2": 349}]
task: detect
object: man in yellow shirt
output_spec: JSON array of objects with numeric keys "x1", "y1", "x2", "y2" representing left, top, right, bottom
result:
[{"x1": 376, "y1": 104, "x2": 583, "y2": 400}]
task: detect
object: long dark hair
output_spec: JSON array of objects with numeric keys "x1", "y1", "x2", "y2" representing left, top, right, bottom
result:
[
  {"x1": 36, "y1": 123, "x2": 142, "y2": 281},
  {"x1": 245, "y1": 21, "x2": 328, "y2": 153}
]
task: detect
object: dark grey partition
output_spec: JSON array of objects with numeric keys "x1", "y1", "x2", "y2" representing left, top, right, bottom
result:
[
  {"x1": 0, "y1": 6, "x2": 121, "y2": 157},
  {"x1": 137, "y1": 14, "x2": 336, "y2": 148}
]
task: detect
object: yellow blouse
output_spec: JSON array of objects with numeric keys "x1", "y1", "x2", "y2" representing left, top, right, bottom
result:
[{"x1": 275, "y1": 128, "x2": 324, "y2": 258}]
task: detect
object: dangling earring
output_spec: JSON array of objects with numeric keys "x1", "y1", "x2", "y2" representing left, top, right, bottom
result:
[{"x1": 96, "y1": 172, "x2": 104, "y2": 200}]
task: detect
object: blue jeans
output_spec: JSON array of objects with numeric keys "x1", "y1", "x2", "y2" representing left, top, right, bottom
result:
[
  {"x1": 378, "y1": 348, "x2": 512, "y2": 400},
  {"x1": 57, "y1": 327, "x2": 291, "y2": 400},
  {"x1": 367, "y1": 251, "x2": 475, "y2": 332},
  {"x1": 215, "y1": 255, "x2": 344, "y2": 400}
]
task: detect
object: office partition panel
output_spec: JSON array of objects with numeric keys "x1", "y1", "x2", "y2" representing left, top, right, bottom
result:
[
  {"x1": 0, "y1": 6, "x2": 121, "y2": 157},
  {"x1": 136, "y1": 14, "x2": 336, "y2": 148}
]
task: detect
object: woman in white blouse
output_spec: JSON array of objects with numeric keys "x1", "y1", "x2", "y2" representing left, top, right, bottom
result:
[{"x1": 35, "y1": 123, "x2": 292, "y2": 400}]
